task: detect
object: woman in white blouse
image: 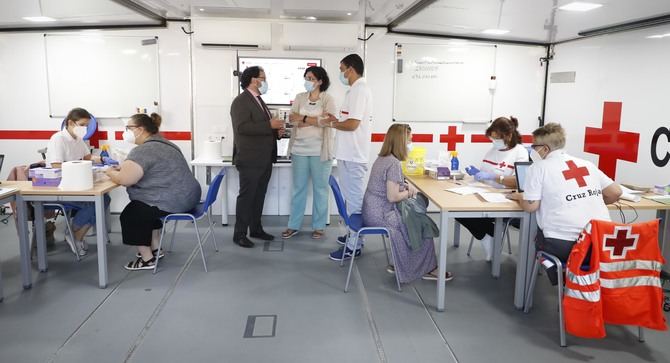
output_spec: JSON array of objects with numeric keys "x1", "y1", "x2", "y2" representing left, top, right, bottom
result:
[{"x1": 281, "y1": 66, "x2": 337, "y2": 240}]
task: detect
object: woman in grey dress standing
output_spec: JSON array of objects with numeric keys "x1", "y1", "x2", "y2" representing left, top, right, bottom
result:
[{"x1": 362, "y1": 124, "x2": 453, "y2": 283}]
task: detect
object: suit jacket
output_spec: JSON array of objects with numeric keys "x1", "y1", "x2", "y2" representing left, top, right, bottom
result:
[{"x1": 230, "y1": 89, "x2": 279, "y2": 167}]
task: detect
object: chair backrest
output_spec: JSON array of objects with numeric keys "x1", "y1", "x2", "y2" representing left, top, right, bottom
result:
[
  {"x1": 203, "y1": 169, "x2": 226, "y2": 211},
  {"x1": 328, "y1": 175, "x2": 350, "y2": 227}
]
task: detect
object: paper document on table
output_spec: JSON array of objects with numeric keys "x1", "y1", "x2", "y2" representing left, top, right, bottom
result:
[
  {"x1": 446, "y1": 186, "x2": 488, "y2": 195},
  {"x1": 620, "y1": 185, "x2": 643, "y2": 194},
  {"x1": 0, "y1": 187, "x2": 17, "y2": 195},
  {"x1": 478, "y1": 192, "x2": 510, "y2": 203},
  {"x1": 644, "y1": 195, "x2": 670, "y2": 205}
]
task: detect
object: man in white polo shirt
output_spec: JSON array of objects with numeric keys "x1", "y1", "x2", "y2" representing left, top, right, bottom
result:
[
  {"x1": 325, "y1": 54, "x2": 373, "y2": 261},
  {"x1": 508, "y1": 123, "x2": 622, "y2": 284}
]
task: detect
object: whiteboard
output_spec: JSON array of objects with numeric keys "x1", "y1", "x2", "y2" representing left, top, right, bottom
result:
[
  {"x1": 45, "y1": 34, "x2": 160, "y2": 118},
  {"x1": 238, "y1": 57, "x2": 321, "y2": 106},
  {"x1": 393, "y1": 43, "x2": 496, "y2": 122}
]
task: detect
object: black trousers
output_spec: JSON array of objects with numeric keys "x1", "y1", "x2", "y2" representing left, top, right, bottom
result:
[
  {"x1": 234, "y1": 163, "x2": 272, "y2": 239},
  {"x1": 456, "y1": 218, "x2": 495, "y2": 240},
  {"x1": 535, "y1": 230, "x2": 588, "y2": 285},
  {"x1": 120, "y1": 200, "x2": 169, "y2": 246}
]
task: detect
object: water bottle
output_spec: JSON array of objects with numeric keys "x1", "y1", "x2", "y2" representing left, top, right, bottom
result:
[
  {"x1": 450, "y1": 151, "x2": 459, "y2": 171},
  {"x1": 100, "y1": 144, "x2": 110, "y2": 158}
]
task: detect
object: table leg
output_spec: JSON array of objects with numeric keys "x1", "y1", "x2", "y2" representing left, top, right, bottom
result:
[
  {"x1": 34, "y1": 201, "x2": 48, "y2": 272},
  {"x1": 453, "y1": 219, "x2": 460, "y2": 247},
  {"x1": 220, "y1": 169, "x2": 228, "y2": 226},
  {"x1": 659, "y1": 209, "x2": 669, "y2": 264},
  {"x1": 523, "y1": 213, "x2": 539, "y2": 308},
  {"x1": 491, "y1": 217, "x2": 504, "y2": 278},
  {"x1": 514, "y1": 212, "x2": 531, "y2": 309},
  {"x1": 437, "y1": 211, "x2": 449, "y2": 312},
  {"x1": 95, "y1": 194, "x2": 108, "y2": 288},
  {"x1": 15, "y1": 195, "x2": 32, "y2": 289}
]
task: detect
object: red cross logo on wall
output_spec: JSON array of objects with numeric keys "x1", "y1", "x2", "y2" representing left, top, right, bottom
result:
[
  {"x1": 602, "y1": 226, "x2": 639, "y2": 260},
  {"x1": 499, "y1": 161, "x2": 507, "y2": 169},
  {"x1": 584, "y1": 102, "x2": 640, "y2": 179},
  {"x1": 439, "y1": 126, "x2": 465, "y2": 151},
  {"x1": 562, "y1": 160, "x2": 590, "y2": 187}
]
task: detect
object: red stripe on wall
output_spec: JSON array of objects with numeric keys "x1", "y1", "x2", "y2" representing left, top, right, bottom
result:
[
  {"x1": 471, "y1": 134, "x2": 490, "y2": 143},
  {"x1": 371, "y1": 133, "x2": 433, "y2": 143},
  {"x1": 114, "y1": 131, "x2": 192, "y2": 141},
  {"x1": 0, "y1": 130, "x2": 108, "y2": 140},
  {"x1": 412, "y1": 134, "x2": 433, "y2": 142},
  {"x1": 0, "y1": 130, "x2": 58, "y2": 139},
  {"x1": 371, "y1": 133, "x2": 386, "y2": 142},
  {"x1": 522, "y1": 135, "x2": 533, "y2": 143}
]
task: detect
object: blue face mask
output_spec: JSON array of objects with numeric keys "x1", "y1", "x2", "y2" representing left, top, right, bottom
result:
[
  {"x1": 339, "y1": 71, "x2": 349, "y2": 86},
  {"x1": 491, "y1": 138, "x2": 506, "y2": 150},
  {"x1": 259, "y1": 80, "x2": 268, "y2": 95},
  {"x1": 304, "y1": 80, "x2": 315, "y2": 92}
]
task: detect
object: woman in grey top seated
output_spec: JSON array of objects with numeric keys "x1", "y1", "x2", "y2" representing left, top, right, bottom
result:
[{"x1": 106, "y1": 113, "x2": 201, "y2": 270}]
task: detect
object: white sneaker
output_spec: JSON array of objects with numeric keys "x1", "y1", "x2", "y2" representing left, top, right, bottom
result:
[
  {"x1": 65, "y1": 235, "x2": 87, "y2": 257},
  {"x1": 78, "y1": 240, "x2": 88, "y2": 252},
  {"x1": 480, "y1": 235, "x2": 493, "y2": 262}
]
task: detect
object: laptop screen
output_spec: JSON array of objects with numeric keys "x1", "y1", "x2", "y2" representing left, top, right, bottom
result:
[{"x1": 514, "y1": 161, "x2": 532, "y2": 193}]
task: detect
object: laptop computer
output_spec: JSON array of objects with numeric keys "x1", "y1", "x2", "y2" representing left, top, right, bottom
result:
[{"x1": 514, "y1": 161, "x2": 532, "y2": 192}]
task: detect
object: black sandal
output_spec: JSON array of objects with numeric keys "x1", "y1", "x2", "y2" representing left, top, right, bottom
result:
[
  {"x1": 136, "y1": 249, "x2": 165, "y2": 259},
  {"x1": 124, "y1": 256, "x2": 156, "y2": 271}
]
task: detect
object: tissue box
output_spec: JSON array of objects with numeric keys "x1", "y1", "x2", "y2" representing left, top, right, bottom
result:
[
  {"x1": 426, "y1": 167, "x2": 451, "y2": 180},
  {"x1": 653, "y1": 184, "x2": 670, "y2": 195},
  {"x1": 31, "y1": 168, "x2": 62, "y2": 187}
]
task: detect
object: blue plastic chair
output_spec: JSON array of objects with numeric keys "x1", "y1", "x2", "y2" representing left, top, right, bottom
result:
[
  {"x1": 329, "y1": 175, "x2": 401, "y2": 293},
  {"x1": 153, "y1": 169, "x2": 225, "y2": 273}
]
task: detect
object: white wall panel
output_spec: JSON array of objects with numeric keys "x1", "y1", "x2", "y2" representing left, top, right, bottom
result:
[
  {"x1": 545, "y1": 24, "x2": 670, "y2": 187},
  {"x1": 365, "y1": 27, "x2": 546, "y2": 170}
]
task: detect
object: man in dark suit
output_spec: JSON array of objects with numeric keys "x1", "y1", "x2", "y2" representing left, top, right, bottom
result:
[{"x1": 231, "y1": 66, "x2": 285, "y2": 248}]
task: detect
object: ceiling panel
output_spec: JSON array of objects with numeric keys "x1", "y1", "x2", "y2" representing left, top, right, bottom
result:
[
  {"x1": 393, "y1": 0, "x2": 670, "y2": 43},
  {"x1": 0, "y1": 0, "x2": 161, "y2": 29}
]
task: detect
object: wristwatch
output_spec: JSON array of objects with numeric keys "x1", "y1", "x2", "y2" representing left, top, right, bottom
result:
[{"x1": 498, "y1": 175, "x2": 504, "y2": 184}]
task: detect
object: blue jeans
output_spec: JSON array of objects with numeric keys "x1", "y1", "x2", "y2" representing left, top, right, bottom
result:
[
  {"x1": 287, "y1": 155, "x2": 332, "y2": 231},
  {"x1": 70, "y1": 194, "x2": 111, "y2": 230}
]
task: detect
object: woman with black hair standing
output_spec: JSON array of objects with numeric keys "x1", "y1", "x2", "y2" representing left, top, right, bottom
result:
[{"x1": 281, "y1": 66, "x2": 337, "y2": 240}]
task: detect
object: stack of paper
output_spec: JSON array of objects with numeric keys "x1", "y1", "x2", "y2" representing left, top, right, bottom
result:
[
  {"x1": 620, "y1": 185, "x2": 642, "y2": 202},
  {"x1": 445, "y1": 186, "x2": 488, "y2": 195},
  {"x1": 644, "y1": 195, "x2": 670, "y2": 205},
  {"x1": 477, "y1": 192, "x2": 511, "y2": 203}
]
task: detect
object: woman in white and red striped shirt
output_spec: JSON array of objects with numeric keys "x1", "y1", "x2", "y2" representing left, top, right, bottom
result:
[{"x1": 459, "y1": 116, "x2": 528, "y2": 261}]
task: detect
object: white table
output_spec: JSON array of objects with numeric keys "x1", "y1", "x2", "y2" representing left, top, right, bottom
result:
[
  {"x1": 9, "y1": 181, "x2": 118, "y2": 289},
  {"x1": 191, "y1": 158, "x2": 335, "y2": 225},
  {"x1": 406, "y1": 175, "x2": 532, "y2": 312},
  {"x1": 0, "y1": 187, "x2": 27, "y2": 299}
]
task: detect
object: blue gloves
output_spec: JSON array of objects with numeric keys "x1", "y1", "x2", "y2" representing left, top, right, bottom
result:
[
  {"x1": 465, "y1": 165, "x2": 480, "y2": 176},
  {"x1": 102, "y1": 157, "x2": 119, "y2": 166},
  {"x1": 474, "y1": 171, "x2": 496, "y2": 181}
]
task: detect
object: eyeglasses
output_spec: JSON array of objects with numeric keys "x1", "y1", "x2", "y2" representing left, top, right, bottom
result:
[
  {"x1": 530, "y1": 144, "x2": 547, "y2": 149},
  {"x1": 125, "y1": 125, "x2": 139, "y2": 131}
]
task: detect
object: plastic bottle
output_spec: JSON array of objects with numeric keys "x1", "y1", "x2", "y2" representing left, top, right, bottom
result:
[
  {"x1": 450, "y1": 151, "x2": 459, "y2": 171},
  {"x1": 100, "y1": 144, "x2": 110, "y2": 158}
]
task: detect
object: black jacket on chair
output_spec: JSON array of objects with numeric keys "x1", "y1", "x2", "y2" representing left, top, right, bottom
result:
[{"x1": 230, "y1": 89, "x2": 279, "y2": 167}]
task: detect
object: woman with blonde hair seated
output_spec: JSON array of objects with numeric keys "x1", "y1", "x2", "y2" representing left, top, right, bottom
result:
[{"x1": 362, "y1": 124, "x2": 453, "y2": 283}]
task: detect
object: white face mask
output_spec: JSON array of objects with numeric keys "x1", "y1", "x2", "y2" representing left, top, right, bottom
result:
[
  {"x1": 530, "y1": 149, "x2": 544, "y2": 163},
  {"x1": 339, "y1": 71, "x2": 349, "y2": 86},
  {"x1": 491, "y1": 138, "x2": 506, "y2": 150},
  {"x1": 259, "y1": 80, "x2": 268, "y2": 95},
  {"x1": 304, "y1": 80, "x2": 315, "y2": 92},
  {"x1": 72, "y1": 125, "x2": 87, "y2": 139},
  {"x1": 122, "y1": 129, "x2": 136, "y2": 144},
  {"x1": 407, "y1": 142, "x2": 414, "y2": 152}
]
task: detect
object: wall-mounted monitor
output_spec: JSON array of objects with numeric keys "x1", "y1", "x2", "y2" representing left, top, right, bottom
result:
[{"x1": 237, "y1": 57, "x2": 321, "y2": 106}]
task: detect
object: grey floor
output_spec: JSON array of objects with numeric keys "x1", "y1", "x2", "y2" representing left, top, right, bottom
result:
[{"x1": 0, "y1": 213, "x2": 668, "y2": 363}]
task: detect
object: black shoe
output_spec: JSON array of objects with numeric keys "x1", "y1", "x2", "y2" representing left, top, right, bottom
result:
[
  {"x1": 250, "y1": 231, "x2": 275, "y2": 241},
  {"x1": 234, "y1": 236, "x2": 255, "y2": 248}
]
